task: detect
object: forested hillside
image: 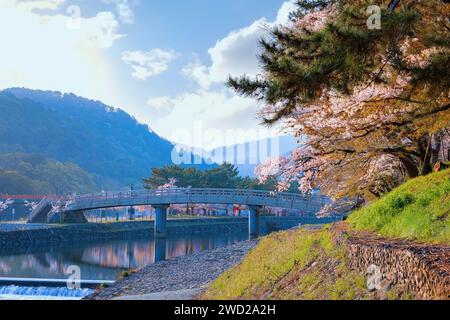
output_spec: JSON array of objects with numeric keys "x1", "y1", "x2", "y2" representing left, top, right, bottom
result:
[
  {"x1": 0, "y1": 153, "x2": 95, "y2": 194},
  {"x1": 0, "y1": 88, "x2": 205, "y2": 190}
]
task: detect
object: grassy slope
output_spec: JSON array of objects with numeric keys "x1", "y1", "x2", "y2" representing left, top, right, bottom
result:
[
  {"x1": 202, "y1": 227, "x2": 413, "y2": 300},
  {"x1": 202, "y1": 171, "x2": 449, "y2": 300},
  {"x1": 348, "y1": 169, "x2": 450, "y2": 244}
]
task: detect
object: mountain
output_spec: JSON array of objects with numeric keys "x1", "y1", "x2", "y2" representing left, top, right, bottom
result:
[
  {"x1": 0, "y1": 153, "x2": 96, "y2": 194},
  {"x1": 184, "y1": 135, "x2": 298, "y2": 177},
  {"x1": 0, "y1": 88, "x2": 209, "y2": 191}
]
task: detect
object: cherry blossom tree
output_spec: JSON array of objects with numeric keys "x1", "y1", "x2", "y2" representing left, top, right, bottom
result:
[
  {"x1": 24, "y1": 200, "x2": 38, "y2": 211},
  {"x1": 0, "y1": 199, "x2": 14, "y2": 212},
  {"x1": 230, "y1": 0, "x2": 449, "y2": 200},
  {"x1": 157, "y1": 178, "x2": 178, "y2": 189}
]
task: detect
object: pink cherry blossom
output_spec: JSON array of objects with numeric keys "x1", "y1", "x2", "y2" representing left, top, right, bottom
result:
[
  {"x1": 158, "y1": 178, "x2": 178, "y2": 189},
  {"x1": 295, "y1": 4, "x2": 338, "y2": 33},
  {"x1": 400, "y1": 37, "x2": 442, "y2": 68},
  {"x1": 0, "y1": 199, "x2": 14, "y2": 211}
]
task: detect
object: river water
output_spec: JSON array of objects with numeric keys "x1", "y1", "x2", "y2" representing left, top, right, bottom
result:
[{"x1": 0, "y1": 231, "x2": 254, "y2": 299}]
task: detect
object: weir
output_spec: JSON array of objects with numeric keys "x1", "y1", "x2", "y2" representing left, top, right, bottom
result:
[{"x1": 0, "y1": 285, "x2": 94, "y2": 300}]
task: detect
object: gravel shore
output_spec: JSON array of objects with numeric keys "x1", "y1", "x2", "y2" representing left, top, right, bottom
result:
[{"x1": 86, "y1": 240, "x2": 258, "y2": 300}]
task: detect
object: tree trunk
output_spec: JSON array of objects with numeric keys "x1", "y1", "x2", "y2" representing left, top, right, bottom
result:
[{"x1": 430, "y1": 133, "x2": 442, "y2": 167}]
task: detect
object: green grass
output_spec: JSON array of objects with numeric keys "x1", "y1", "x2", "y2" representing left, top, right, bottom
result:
[
  {"x1": 120, "y1": 271, "x2": 132, "y2": 278},
  {"x1": 202, "y1": 228, "x2": 328, "y2": 299},
  {"x1": 202, "y1": 227, "x2": 373, "y2": 300},
  {"x1": 348, "y1": 169, "x2": 450, "y2": 244},
  {"x1": 202, "y1": 170, "x2": 449, "y2": 300}
]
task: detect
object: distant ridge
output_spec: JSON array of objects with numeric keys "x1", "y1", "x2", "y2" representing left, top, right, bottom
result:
[{"x1": 179, "y1": 135, "x2": 298, "y2": 177}]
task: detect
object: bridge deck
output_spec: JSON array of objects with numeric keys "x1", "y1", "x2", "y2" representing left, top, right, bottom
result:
[{"x1": 67, "y1": 188, "x2": 331, "y2": 215}]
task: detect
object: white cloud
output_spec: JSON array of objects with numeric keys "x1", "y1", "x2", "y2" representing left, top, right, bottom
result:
[
  {"x1": 276, "y1": 0, "x2": 297, "y2": 25},
  {"x1": 0, "y1": 1, "x2": 124, "y2": 49},
  {"x1": 144, "y1": 1, "x2": 295, "y2": 148},
  {"x1": 122, "y1": 49, "x2": 180, "y2": 80},
  {"x1": 0, "y1": 0, "x2": 124, "y2": 107},
  {"x1": 117, "y1": 1, "x2": 134, "y2": 24},
  {"x1": 14, "y1": 0, "x2": 66, "y2": 12},
  {"x1": 181, "y1": 58, "x2": 212, "y2": 91},
  {"x1": 182, "y1": 1, "x2": 296, "y2": 90},
  {"x1": 142, "y1": 88, "x2": 282, "y2": 149},
  {"x1": 182, "y1": 19, "x2": 268, "y2": 90},
  {"x1": 147, "y1": 96, "x2": 174, "y2": 113},
  {"x1": 102, "y1": 0, "x2": 136, "y2": 24},
  {"x1": 79, "y1": 12, "x2": 124, "y2": 49}
]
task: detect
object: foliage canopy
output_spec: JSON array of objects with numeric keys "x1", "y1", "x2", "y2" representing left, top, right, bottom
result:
[{"x1": 229, "y1": 0, "x2": 450, "y2": 199}]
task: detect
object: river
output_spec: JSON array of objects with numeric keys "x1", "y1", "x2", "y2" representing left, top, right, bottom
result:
[{"x1": 0, "y1": 231, "x2": 257, "y2": 300}]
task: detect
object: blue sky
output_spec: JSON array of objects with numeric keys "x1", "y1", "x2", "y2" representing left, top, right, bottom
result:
[{"x1": 0, "y1": 0, "x2": 296, "y2": 148}]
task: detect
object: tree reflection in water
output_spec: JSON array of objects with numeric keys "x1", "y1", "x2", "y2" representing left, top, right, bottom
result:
[{"x1": 0, "y1": 232, "x2": 249, "y2": 281}]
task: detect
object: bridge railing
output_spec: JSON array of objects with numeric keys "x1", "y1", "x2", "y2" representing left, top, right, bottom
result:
[
  {"x1": 68, "y1": 188, "x2": 332, "y2": 213},
  {"x1": 72, "y1": 188, "x2": 329, "y2": 202}
]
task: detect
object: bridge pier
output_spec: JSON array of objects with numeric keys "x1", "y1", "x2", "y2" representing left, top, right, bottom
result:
[
  {"x1": 128, "y1": 206, "x2": 135, "y2": 220},
  {"x1": 249, "y1": 206, "x2": 262, "y2": 239},
  {"x1": 154, "y1": 205, "x2": 169, "y2": 238},
  {"x1": 154, "y1": 237, "x2": 167, "y2": 262}
]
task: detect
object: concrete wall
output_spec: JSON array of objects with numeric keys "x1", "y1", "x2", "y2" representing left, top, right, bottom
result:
[{"x1": 0, "y1": 216, "x2": 339, "y2": 254}]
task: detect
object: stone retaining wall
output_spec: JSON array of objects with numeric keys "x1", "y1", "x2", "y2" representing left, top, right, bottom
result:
[{"x1": 341, "y1": 231, "x2": 450, "y2": 299}]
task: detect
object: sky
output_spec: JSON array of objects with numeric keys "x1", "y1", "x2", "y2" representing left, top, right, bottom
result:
[{"x1": 0, "y1": 0, "x2": 297, "y2": 149}]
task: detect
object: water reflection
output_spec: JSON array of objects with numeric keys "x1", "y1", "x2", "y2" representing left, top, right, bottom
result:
[
  {"x1": 0, "y1": 232, "x2": 250, "y2": 281},
  {"x1": 154, "y1": 238, "x2": 166, "y2": 263}
]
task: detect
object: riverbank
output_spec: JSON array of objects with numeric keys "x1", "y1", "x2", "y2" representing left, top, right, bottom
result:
[
  {"x1": 86, "y1": 240, "x2": 258, "y2": 300},
  {"x1": 0, "y1": 216, "x2": 339, "y2": 254},
  {"x1": 202, "y1": 223, "x2": 450, "y2": 300},
  {"x1": 202, "y1": 172, "x2": 450, "y2": 300}
]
